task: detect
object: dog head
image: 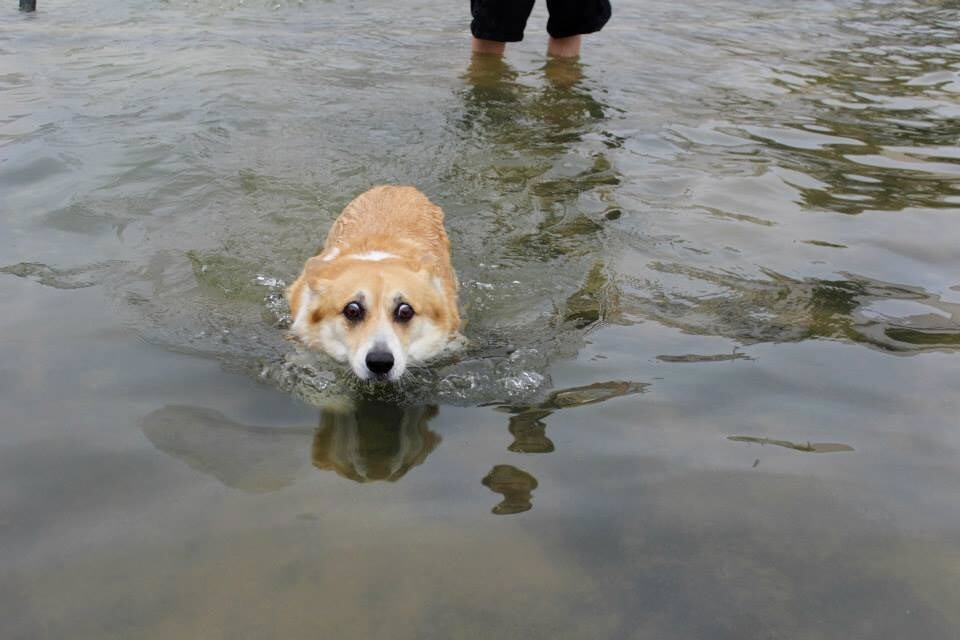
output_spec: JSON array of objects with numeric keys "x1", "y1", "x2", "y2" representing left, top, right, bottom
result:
[{"x1": 287, "y1": 252, "x2": 460, "y2": 381}]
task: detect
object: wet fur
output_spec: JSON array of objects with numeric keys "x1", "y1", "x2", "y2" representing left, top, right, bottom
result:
[{"x1": 287, "y1": 186, "x2": 461, "y2": 380}]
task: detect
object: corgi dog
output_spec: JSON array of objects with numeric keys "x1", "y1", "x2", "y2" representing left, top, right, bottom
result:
[{"x1": 287, "y1": 186, "x2": 461, "y2": 381}]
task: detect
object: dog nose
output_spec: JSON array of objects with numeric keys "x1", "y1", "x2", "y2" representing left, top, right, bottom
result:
[{"x1": 365, "y1": 350, "x2": 394, "y2": 376}]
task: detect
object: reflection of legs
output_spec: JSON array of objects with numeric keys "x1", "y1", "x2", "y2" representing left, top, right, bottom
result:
[
  {"x1": 461, "y1": 52, "x2": 523, "y2": 135},
  {"x1": 501, "y1": 381, "x2": 648, "y2": 457},
  {"x1": 466, "y1": 49, "x2": 518, "y2": 89},
  {"x1": 482, "y1": 464, "x2": 539, "y2": 514},
  {"x1": 542, "y1": 54, "x2": 583, "y2": 89},
  {"x1": 508, "y1": 409, "x2": 555, "y2": 453}
]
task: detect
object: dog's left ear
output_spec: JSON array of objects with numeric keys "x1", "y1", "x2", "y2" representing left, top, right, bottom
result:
[
  {"x1": 415, "y1": 253, "x2": 448, "y2": 295},
  {"x1": 416, "y1": 252, "x2": 438, "y2": 272},
  {"x1": 416, "y1": 253, "x2": 444, "y2": 286}
]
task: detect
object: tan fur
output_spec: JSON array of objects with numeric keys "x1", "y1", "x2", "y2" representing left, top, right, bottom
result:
[{"x1": 287, "y1": 186, "x2": 461, "y2": 379}]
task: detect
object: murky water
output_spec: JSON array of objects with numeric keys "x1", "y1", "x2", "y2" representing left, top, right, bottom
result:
[{"x1": 3, "y1": 0, "x2": 960, "y2": 637}]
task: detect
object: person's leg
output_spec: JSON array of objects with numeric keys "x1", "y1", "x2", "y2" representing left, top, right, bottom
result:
[
  {"x1": 544, "y1": 0, "x2": 611, "y2": 57},
  {"x1": 472, "y1": 38, "x2": 506, "y2": 55},
  {"x1": 470, "y1": 0, "x2": 536, "y2": 54},
  {"x1": 547, "y1": 34, "x2": 581, "y2": 57}
]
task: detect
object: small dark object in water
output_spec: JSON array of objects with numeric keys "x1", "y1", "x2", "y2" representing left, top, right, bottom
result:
[
  {"x1": 728, "y1": 435, "x2": 854, "y2": 453},
  {"x1": 20, "y1": 0, "x2": 36, "y2": 12}
]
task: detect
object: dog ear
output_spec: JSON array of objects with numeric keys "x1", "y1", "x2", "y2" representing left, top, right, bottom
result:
[
  {"x1": 303, "y1": 256, "x2": 335, "y2": 290},
  {"x1": 416, "y1": 253, "x2": 454, "y2": 295},
  {"x1": 286, "y1": 276, "x2": 308, "y2": 321},
  {"x1": 287, "y1": 257, "x2": 333, "y2": 321},
  {"x1": 416, "y1": 252, "x2": 441, "y2": 275}
]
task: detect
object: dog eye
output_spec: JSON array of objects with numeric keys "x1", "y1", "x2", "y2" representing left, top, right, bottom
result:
[
  {"x1": 394, "y1": 303, "x2": 415, "y2": 323},
  {"x1": 343, "y1": 301, "x2": 364, "y2": 322}
]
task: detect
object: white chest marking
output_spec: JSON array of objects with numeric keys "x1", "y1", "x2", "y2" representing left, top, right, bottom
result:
[
  {"x1": 321, "y1": 247, "x2": 340, "y2": 262},
  {"x1": 351, "y1": 251, "x2": 397, "y2": 261}
]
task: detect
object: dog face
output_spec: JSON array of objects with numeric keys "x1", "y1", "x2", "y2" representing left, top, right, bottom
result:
[{"x1": 288, "y1": 255, "x2": 458, "y2": 381}]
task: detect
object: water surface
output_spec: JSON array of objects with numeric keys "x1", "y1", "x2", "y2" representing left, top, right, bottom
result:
[{"x1": 2, "y1": 0, "x2": 959, "y2": 638}]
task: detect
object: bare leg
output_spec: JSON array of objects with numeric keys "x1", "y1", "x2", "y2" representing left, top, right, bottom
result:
[
  {"x1": 472, "y1": 37, "x2": 506, "y2": 55},
  {"x1": 547, "y1": 34, "x2": 581, "y2": 58}
]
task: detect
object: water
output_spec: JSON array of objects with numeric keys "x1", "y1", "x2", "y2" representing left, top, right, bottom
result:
[{"x1": 2, "y1": 0, "x2": 959, "y2": 637}]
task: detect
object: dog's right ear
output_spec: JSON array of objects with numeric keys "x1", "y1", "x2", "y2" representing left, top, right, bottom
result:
[
  {"x1": 286, "y1": 276, "x2": 307, "y2": 321},
  {"x1": 287, "y1": 257, "x2": 333, "y2": 322}
]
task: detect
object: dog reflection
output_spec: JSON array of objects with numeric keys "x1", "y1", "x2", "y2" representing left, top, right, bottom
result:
[
  {"x1": 312, "y1": 402, "x2": 441, "y2": 483},
  {"x1": 141, "y1": 402, "x2": 441, "y2": 491}
]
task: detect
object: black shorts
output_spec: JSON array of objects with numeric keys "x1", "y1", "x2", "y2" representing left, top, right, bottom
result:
[{"x1": 471, "y1": 0, "x2": 612, "y2": 42}]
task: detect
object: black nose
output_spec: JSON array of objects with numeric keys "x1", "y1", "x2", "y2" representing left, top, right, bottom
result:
[{"x1": 365, "y1": 350, "x2": 394, "y2": 376}]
